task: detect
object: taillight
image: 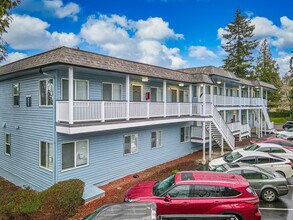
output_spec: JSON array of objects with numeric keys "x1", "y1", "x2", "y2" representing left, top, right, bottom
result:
[
  {"x1": 286, "y1": 161, "x2": 292, "y2": 166},
  {"x1": 246, "y1": 186, "x2": 257, "y2": 197},
  {"x1": 245, "y1": 199, "x2": 259, "y2": 205}
]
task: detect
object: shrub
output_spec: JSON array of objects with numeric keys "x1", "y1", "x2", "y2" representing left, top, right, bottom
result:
[
  {"x1": 269, "y1": 111, "x2": 291, "y2": 118},
  {"x1": 172, "y1": 169, "x2": 180, "y2": 174}
]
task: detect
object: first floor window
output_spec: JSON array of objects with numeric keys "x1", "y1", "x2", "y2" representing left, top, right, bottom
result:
[
  {"x1": 40, "y1": 141, "x2": 53, "y2": 170},
  {"x1": 4, "y1": 133, "x2": 11, "y2": 155},
  {"x1": 40, "y1": 79, "x2": 53, "y2": 106},
  {"x1": 180, "y1": 126, "x2": 190, "y2": 143},
  {"x1": 151, "y1": 131, "x2": 162, "y2": 149},
  {"x1": 124, "y1": 134, "x2": 138, "y2": 155},
  {"x1": 13, "y1": 83, "x2": 20, "y2": 106},
  {"x1": 62, "y1": 140, "x2": 88, "y2": 170},
  {"x1": 103, "y1": 83, "x2": 122, "y2": 100}
]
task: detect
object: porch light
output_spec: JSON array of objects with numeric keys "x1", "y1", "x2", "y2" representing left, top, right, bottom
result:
[
  {"x1": 242, "y1": 85, "x2": 246, "y2": 88},
  {"x1": 179, "y1": 82, "x2": 184, "y2": 87},
  {"x1": 255, "y1": 86, "x2": 259, "y2": 89},
  {"x1": 200, "y1": 84, "x2": 204, "y2": 87},
  {"x1": 217, "y1": 81, "x2": 222, "y2": 84},
  {"x1": 142, "y1": 77, "x2": 149, "y2": 82}
]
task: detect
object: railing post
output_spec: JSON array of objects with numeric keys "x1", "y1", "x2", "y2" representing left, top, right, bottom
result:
[
  {"x1": 189, "y1": 84, "x2": 192, "y2": 116},
  {"x1": 203, "y1": 84, "x2": 206, "y2": 116},
  {"x1": 202, "y1": 121, "x2": 206, "y2": 164},
  {"x1": 126, "y1": 75, "x2": 130, "y2": 120},
  {"x1": 68, "y1": 66, "x2": 74, "y2": 124},
  {"x1": 209, "y1": 121, "x2": 212, "y2": 160},
  {"x1": 147, "y1": 102, "x2": 150, "y2": 119},
  {"x1": 163, "y1": 80, "x2": 167, "y2": 117},
  {"x1": 223, "y1": 82, "x2": 226, "y2": 106},
  {"x1": 56, "y1": 102, "x2": 59, "y2": 122},
  {"x1": 178, "y1": 103, "x2": 181, "y2": 117},
  {"x1": 101, "y1": 101, "x2": 105, "y2": 122}
]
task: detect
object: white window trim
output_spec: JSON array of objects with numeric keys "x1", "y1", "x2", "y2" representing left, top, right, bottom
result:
[
  {"x1": 61, "y1": 139, "x2": 89, "y2": 172},
  {"x1": 13, "y1": 82, "x2": 20, "y2": 107},
  {"x1": 180, "y1": 126, "x2": 190, "y2": 143},
  {"x1": 4, "y1": 133, "x2": 11, "y2": 156},
  {"x1": 131, "y1": 84, "x2": 143, "y2": 102},
  {"x1": 61, "y1": 78, "x2": 90, "y2": 100},
  {"x1": 124, "y1": 134, "x2": 139, "y2": 155},
  {"x1": 39, "y1": 141, "x2": 53, "y2": 172},
  {"x1": 102, "y1": 82, "x2": 123, "y2": 101},
  {"x1": 151, "y1": 130, "x2": 163, "y2": 149},
  {"x1": 39, "y1": 78, "x2": 53, "y2": 107}
]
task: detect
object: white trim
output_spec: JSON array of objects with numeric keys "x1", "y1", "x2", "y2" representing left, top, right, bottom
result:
[
  {"x1": 4, "y1": 132, "x2": 11, "y2": 156},
  {"x1": 39, "y1": 78, "x2": 53, "y2": 107},
  {"x1": 102, "y1": 82, "x2": 123, "y2": 101},
  {"x1": 61, "y1": 139, "x2": 89, "y2": 172},
  {"x1": 61, "y1": 78, "x2": 90, "y2": 100},
  {"x1": 132, "y1": 84, "x2": 143, "y2": 101},
  {"x1": 151, "y1": 130, "x2": 163, "y2": 149},
  {"x1": 124, "y1": 134, "x2": 139, "y2": 155},
  {"x1": 56, "y1": 117, "x2": 213, "y2": 134},
  {"x1": 39, "y1": 141, "x2": 53, "y2": 172}
]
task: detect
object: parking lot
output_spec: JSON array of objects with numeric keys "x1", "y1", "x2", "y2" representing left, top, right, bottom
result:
[{"x1": 199, "y1": 164, "x2": 293, "y2": 220}]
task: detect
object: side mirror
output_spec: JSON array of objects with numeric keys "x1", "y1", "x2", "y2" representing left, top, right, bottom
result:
[{"x1": 164, "y1": 194, "x2": 171, "y2": 202}]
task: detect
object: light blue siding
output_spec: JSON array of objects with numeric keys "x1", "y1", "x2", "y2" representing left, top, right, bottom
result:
[
  {"x1": 0, "y1": 72, "x2": 54, "y2": 190},
  {"x1": 56, "y1": 122, "x2": 200, "y2": 186}
]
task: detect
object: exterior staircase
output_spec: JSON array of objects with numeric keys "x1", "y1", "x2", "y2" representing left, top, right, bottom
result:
[{"x1": 262, "y1": 103, "x2": 274, "y2": 131}]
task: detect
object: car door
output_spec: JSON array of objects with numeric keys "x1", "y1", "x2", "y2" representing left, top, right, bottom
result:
[
  {"x1": 236, "y1": 156, "x2": 257, "y2": 164},
  {"x1": 256, "y1": 156, "x2": 274, "y2": 172},
  {"x1": 271, "y1": 147, "x2": 293, "y2": 160},
  {"x1": 241, "y1": 170, "x2": 268, "y2": 195},
  {"x1": 159, "y1": 184, "x2": 192, "y2": 215}
]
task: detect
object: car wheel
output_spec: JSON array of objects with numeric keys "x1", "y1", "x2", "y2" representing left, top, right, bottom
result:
[
  {"x1": 222, "y1": 213, "x2": 242, "y2": 220},
  {"x1": 261, "y1": 188, "x2": 277, "y2": 202},
  {"x1": 276, "y1": 171, "x2": 286, "y2": 177}
]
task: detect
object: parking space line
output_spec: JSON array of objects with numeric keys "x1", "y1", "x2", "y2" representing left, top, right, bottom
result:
[
  {"x1": 260, "y1": 208, "x2": 293, "y2": 211},
  {"x1": 287, "y1": 185, "x2": 293, "y2": 187}
]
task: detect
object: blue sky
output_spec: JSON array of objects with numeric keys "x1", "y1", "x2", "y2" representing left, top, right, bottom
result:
[{"x1": 2, "y1": 0, "x2": 293, "y2": 76}]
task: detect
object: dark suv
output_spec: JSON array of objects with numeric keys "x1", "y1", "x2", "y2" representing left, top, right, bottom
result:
[{"x1": 283, "y1": 121, "x2": 293, "y2": 130}]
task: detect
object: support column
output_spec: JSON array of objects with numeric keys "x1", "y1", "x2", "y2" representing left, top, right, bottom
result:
[
  {"x1": 239, "y1": 85, "x2": 242, "y2": 141},
  {"x1": 163, "y1": 80, "x2": 167, "y2": 117},
  {"x1": 189, "y1": 84, "x2": 193, "y2": 116},
  {"x1": 246, "y1": 109, "x2": 249, "y2": 124},
  {"x1": 202, "y1": 121, "x2": 206, "y2": 164},
  {"x1": 126, "y1": 75, "x2": 130, "y2": 120},
  {"x1": 260, "y1": 109, "x2": 263, "y2": 137},
  {"x1": 209, "y1": 121, "x2": 212, "y2": 161},
  {"x1": 211, "y1": 85, "x2": 214, "y2": 106},
  {"x1": 223, "y1": 110, "x2": 227, "y2": 123},
  {"x1": 221, "y1": 136, "x2": 224, "y2": 156},
  {"x1": 223, "y1": 82, "x2": 226, "y2": 106},
  {"x1": 203, "y1": 84, "x2": 206, "y2": 116},
  {"x1": 258, "y1": 109, "x2": 261, "y2": 138},
  {"x1": 68, "y1": 66, "x2": 74, "y2": 125}
]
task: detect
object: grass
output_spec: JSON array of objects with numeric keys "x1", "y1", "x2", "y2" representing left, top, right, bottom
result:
[
  {"x1": 0, "y1": 178, "x2": 84, "y2": 220},
  {"x1": 270, "y1": 117, "x2": 290, "y2": 124}
]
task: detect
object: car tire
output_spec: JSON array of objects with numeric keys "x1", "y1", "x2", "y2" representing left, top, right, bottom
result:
[
  {"x1": 261, "y1": 188, "x2": 277, "y2": 202},
  {"x1": 222, "y1": 213, "x2": 242, "y2": 220},
  {"x1": 276, "y1": 171, "x2": 286, "y2": 177}
]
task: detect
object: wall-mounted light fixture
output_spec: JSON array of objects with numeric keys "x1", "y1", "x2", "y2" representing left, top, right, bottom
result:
[
  {"x1": 200, "y1": 84, "x2": 204, "y2": 87},
  {"x1": 179, "y1": 83, "x2": 184, "y2": 87},
  {"x1": 142, "y1": 77, "x2": 149, "y2": 82},
  {"x1": 217, "y1": 81, "x2": 222, "y2": 84},
  {"x1": 242, "y1": 85, "x2": 246, "y2": 88},
  {"x1": 2, "y1": 122, "x2": 6, "y2": 128}
]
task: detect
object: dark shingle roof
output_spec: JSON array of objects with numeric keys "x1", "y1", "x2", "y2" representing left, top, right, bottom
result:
[{"x1": 0, "y1": 47, "x2": 212, "y2": 84}]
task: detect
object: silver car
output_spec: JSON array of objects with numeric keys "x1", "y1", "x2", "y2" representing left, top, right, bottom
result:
[{"x1": 210, "y1": 163, "x2": 289, "y2": 202}]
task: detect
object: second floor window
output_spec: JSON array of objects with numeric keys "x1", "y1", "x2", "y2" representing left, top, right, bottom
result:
[
  {"x1": 40, "y1": 79, "x2": 53, "y2": 106},
  {"x1": 62, "y1": 79, "x2": 89, "y2": 100},
  {"x1": 13, "y1": 83, "x2": 20, "y2": 106},
  {"x1": 103, "y1": 83, "x2": 122, "y2": 101}
]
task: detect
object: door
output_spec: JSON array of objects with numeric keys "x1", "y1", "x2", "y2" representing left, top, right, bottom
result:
[
  {"x1": 241, "y1": 170, "x2": 266, "y2": 195},
  {"x1": 171, "y1": 89, "x2": 177, "y2": 102},
  {"x1": 133, "y1": 85, "x2": 142, "y2": 102},
  {"x1": 151, "y1": 87, "x2": 157, "y2": 102}
]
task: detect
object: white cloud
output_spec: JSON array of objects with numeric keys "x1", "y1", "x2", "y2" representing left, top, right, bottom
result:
[
  {"x1": 80, "y1": 14, "x2": 186, "y2": 69},
  {"x1": 3, "y1": 14, "x2": 80, "y2": 50},
  {"x1": 189, "y1": 46, "x2": 217, "y2": 60},
  {"x1": 1, "y1": 52, "x2": 28, "y2": 65},
  {"x1": 43, "y1": 0, "x2": 80, "y2": 21},
  {"x1": 275, "y1": 51, "x2": 292, "y2": 77}
]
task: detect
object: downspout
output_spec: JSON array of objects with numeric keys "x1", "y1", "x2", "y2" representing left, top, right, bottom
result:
[{"x1": 53, "y1": 71, "x2": 58, "y2": 185}]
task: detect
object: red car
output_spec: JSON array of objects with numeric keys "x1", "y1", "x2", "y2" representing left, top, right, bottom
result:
[
  {"x1": 251, "y1": 137, "x2": 293, "y2": 148},
  {"x1": 125, "y1": 171, "x2": 261, "y2": 220}
]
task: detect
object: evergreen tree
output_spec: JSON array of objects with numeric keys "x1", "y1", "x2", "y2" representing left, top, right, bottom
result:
[
  {"x1": 254, "y1": 39, "x2": 282, "y2": 108},
  {"x1": 221, "y1": 9, "x2": 258, "y2": 78},
  {"x1": 0, "y1": 0, "x2": 21, "y2": 62}
]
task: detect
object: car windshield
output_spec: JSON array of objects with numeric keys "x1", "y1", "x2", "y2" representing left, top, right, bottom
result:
[
  {"x1": 153, "y1": 175, "x2": 175, "y2": 196},
  {"x1": 224, "y1": 152, "x2": 242, "y2": 162},
  {"x1": 243, "y1": 144, "x2": 260, "y2": 151},
  {"x1": 211, "y1": 165, "x2": 227, "y2": 172}
]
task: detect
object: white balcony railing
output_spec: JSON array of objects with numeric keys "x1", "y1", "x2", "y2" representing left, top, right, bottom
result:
[
  {"x1": 241, "y1": 123, "x2": 251, "y2": 135},
  {"x1": 56, "y1": 101, "x2": 212, "y2": 123},
  {"x1": 207, "y1": 95, "x2": 264, "y2": 106},
  {"x1": 227, "y1": 122, "x2": 241, "y2": 133}
]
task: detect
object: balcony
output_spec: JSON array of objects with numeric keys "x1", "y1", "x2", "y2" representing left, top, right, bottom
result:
[
  {"x1": 56, "y1": 101, "x2": 213, "y2": 124},
  {"x1": 227, "y1": 122, "x2": 241, "y2": 134},
  {"x1": 207, "y1": 95, "x2": 265, "y2": 106}
]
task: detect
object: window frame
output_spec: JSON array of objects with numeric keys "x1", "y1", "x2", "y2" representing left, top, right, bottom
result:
[
  {"x1": 151, "y1": 130, "x2": 163, "y2": 149},
  {"x1": 39, "y1": 78, "x2": 53, "y2": 107},
  {"x1": 61, "y1": 139, "x2": 89, "y2": 172},
  {"x1": 150, "y1": 86, "x2": 163, "y2": 102},
  {"x1": 61, "y1": 78, "x2": 90, "y2": 101},
  {"x1": 4, "y1": 133, "x2": 11, "y2": 156},
  {"x1": 13, "y1": 82, "x2": 20, "y2": 107},
  {"x1": 102, "y1": 82, "x2": 123, "y2": 101},
  {"x1": 180, "y1": 126, "x2": 190, "y2": 143},
  {"x1": 39, "y1": 141, "x2": 53, "y2": 171},
  {"x1": 124, "y1": 134, "x2": 139, "y2": 155}
]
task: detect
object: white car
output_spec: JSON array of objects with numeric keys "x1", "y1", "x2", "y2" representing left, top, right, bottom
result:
[
  {"x1": 209, "y1": 151, "x2": 293, "y2": 178},
  {"x1": 276, "y1": 128, "x2": 293, "y2": 138},
  {"x1": 234, "y1": 143, "x2": 293, "y2": 161}
]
